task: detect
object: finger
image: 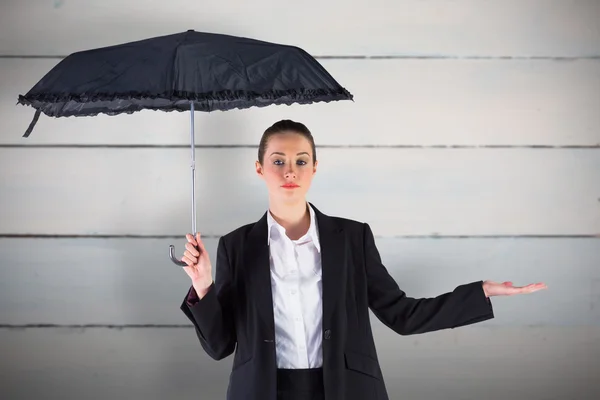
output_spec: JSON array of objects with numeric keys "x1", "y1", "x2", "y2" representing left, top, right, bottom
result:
[
  {"x1": 185, "y1": 242, "x2": 200, "y2": 257},
  {"x1": 516, "y1": 283, "x2": 547, "y2": 294},
  {"x1": 529, "y1": 283, "x2": 548, "y2": 291},
  {"x1": 191, "y1": 237, "x2": 205, "y2": 256},
  {"x1": 182, "y1": 255, "x2": 197, "y2": 267},
  {"x1": 185, "y1": 252, "x2": 198, "y2": 264},
  {"x1": 523, "y1": 283, "x2": 547, "y2": 290},
  {"x1": 196, "y1": 233, "x2": 205, "y2": 249},
  {"x1": 196, "y1": 233, "x2": 208, "y2": 252},
  {"x1": 186, "y1": 233, "x2": 197, "y2": 246},
  {"x1": 182, "y1": 254, "x2": 193, "y2": 266}
]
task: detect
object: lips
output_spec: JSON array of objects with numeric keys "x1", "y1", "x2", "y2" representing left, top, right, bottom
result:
[{"x1": 281, "y1": 183, "x2": 300, "y2": 188}]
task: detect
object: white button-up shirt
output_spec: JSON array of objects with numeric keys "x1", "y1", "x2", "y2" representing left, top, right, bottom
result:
[{"x1": 267, "y1": 203, "x2": 323, "y2": 369}]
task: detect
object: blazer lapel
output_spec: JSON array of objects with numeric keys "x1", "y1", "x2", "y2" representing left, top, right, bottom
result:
[
  {"x1": 311, "y1": 203, "x2": 346, "y2": 330},
  {"x1": 244, "y1": 212, "x2": 276, "y2": 341}
]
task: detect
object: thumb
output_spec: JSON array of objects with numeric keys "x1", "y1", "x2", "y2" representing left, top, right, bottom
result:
[{"x1": 195, "y1": 233, "x2": 206, "y2": 251}]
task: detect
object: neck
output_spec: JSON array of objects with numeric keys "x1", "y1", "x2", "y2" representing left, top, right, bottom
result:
[{"x1": 268, "y1": 199, "x2": 310, "y2": 240}]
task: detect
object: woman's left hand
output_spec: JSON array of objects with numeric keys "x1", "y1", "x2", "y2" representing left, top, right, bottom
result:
[{"x1": 482, "y1": 280, "x2": 547, "y2": 297}]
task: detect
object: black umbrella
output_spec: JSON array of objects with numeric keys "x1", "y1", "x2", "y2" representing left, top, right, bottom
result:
[{"x1": 17, "y1": 29, "x2": 353, "y2": 266}]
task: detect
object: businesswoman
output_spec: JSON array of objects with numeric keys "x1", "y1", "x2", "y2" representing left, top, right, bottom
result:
[{"x1": 179, "y1": 120, "x2": 547, "y2": 400}]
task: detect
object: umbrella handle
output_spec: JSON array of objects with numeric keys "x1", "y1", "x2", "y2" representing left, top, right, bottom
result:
[{"x1": 169, "y1": 244, "x2": 188, "y2": 266}]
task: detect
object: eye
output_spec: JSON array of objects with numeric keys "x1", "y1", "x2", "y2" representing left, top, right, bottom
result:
[
  {"x1": 297, "y1": 160, "x2": 307, "y2": 166},
  {"x1": 273, "y1": 159, "x2": 284, "y2": 166}
]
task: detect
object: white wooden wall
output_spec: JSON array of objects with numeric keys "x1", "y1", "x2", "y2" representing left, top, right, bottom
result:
[{"x1": 1, "y1": 1, "x2": 599, "y2": 399}]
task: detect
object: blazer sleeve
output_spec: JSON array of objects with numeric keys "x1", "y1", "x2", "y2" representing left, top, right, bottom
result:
[
  {"x1": 180, "y1": 236, "x2": 236, "y2": 360},
  {"x1": 363, "y1": 223, "x2": 494, "y2": 335}
]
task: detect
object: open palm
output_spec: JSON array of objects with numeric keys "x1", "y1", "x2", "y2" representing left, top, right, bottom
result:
[{"x1": 483, "y1": 281, "x2": 547, "y2": 297}]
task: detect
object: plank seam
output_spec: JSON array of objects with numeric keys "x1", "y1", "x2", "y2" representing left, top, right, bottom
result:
[
  {"x1": 0, "y1": 234, "x2": 598, "y2": 239},
  {"x1": 1, "y1": 145, "x2": 599, "y2": 149},
  {"x1": 0, "y1": 324, "x2": 193, "y2": 329},
  {"x1": 2, "y1": 55, "x2": 600, "y2": 60}
]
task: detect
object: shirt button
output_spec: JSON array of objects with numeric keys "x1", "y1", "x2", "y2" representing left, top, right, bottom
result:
[
  {"x1": 291, "y1": 289, "x2": 297, "y2": 295},
  {"x1": 324, "y1": 329, "x2": 331, "y2": 340}
]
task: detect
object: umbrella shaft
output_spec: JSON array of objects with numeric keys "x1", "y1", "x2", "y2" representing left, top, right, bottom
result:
[{"x1": 190, "y1": 102, "x2": 196, "y2": 236}]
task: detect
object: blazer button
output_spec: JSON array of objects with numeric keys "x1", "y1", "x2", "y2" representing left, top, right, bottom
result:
[{"x1": 324, "y1": 329, "x2": 331, "y2": 340}]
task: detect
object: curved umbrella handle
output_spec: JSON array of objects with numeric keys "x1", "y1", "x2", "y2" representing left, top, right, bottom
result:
[{"x1": 169, "y1": 244, "x2": 188, "y2": 266}]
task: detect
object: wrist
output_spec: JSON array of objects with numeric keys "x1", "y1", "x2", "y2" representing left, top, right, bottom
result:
[
  {"x1": 193, "y1": 279, "x2": 213, "y2": 299},
  {"x1": 482, "y1": 281, "x2": 490, "y2": 298}
]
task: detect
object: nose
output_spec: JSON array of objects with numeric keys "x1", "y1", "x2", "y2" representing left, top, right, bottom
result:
[{"x1": 284, "y1": 164, "x2": 296, "y2": 179}]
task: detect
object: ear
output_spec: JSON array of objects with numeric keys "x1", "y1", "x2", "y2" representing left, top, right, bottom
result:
[
  {"x1": 255, "y1": 161, "x2": 264, "y2": 177},
  {"x1": 313, "y1": 160, "x2": 318, "y2": 174}
]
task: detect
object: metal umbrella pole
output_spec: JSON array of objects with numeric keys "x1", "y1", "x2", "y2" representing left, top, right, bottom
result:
[{"x1": 169, "y1": 101, "x2": 197, "y2": 266}]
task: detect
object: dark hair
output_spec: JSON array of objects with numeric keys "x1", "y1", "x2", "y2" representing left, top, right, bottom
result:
[{"x1": 258, "y1": 119, "x2": 317, "y2": 165}]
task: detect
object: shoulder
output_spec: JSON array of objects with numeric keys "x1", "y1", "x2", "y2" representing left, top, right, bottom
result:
[
  {"x1": 328, "y1": 215, "x2": 366, "y2": 231},
  {"x1": 310, "y1": 203, "x2": 371, "y2": 236},
  {"x1": 220, "y1": 221, "x2": 256, "y2": 244}
]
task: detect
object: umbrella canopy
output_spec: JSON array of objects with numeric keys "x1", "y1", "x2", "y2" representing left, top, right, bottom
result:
[
  {"x1": 17, "y1": 29, "x2": 353, "y2": 266},
  {"x1": 18, "y1": 29, "x2": 353, "y2": 137}
]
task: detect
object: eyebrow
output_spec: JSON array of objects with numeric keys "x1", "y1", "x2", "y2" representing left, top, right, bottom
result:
[{"x1": 269, "y1": 151, "x2": 310, "y2": 157}]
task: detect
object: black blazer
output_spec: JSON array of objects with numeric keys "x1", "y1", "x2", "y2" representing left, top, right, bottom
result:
[{"x1": 180, "y1": 203, "x2": 494, "y2": 400}]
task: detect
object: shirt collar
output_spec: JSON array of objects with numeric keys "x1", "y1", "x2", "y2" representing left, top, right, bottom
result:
[{"x1": 266, "y1": 203, "x2": 321, "y2": 252}]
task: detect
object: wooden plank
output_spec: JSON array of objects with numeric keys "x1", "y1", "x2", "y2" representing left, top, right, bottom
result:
[
  {"x1": 3, "y1": 58, "x2": 600, "y2": 146},
  {"x1": 0, "y1": 148, "x2": 598, "y2": 236},
  {"x1": 1, "y1": 327, "x2": 598, "y2": 399},
  {"x1": 1, "y1": 0, "x2": 599, "y2": 57},
  {"x1": 0, "y1": 238, "x2": 597, "y2": 326}
]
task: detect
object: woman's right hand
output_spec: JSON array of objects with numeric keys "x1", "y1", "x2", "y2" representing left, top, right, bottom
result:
[{"x1": 182, "y1": 233, "x2": 213, "y2": 298}]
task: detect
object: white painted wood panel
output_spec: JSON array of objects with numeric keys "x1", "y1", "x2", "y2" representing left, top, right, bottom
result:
[
  {"x1": 1, "y1": 327, "x2": 598, "y2": 399},
  {"x1": 1, "y1": 2, "x2": 598, "y2": 398},
  {"x1": 1, "y1": 148, "x2": 598, "y2": 236},
  {"x1": 1, "y1": 0, "x2": 599, "y2": 57},
  {"x1": 3, "y1": 58, "x2": 600, "y2": 146},
  {"x1": 0, "y1": 238, "x2": 596, "y2": 326}
]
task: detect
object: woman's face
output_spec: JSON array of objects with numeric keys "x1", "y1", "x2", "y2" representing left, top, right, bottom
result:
[{"x1": 256, "y1": 132, "x2": 318, "y2": 205}]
